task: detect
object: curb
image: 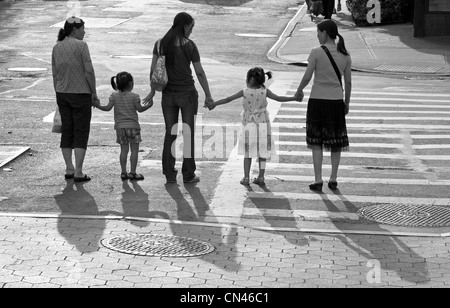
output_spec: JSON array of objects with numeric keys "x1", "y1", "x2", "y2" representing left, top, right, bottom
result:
[
  {"x1": 268, "y1": 4, "x2": 450, "y2": 78},
  {"x1": 1, "y1": 212, "x2": 449, "y2": 238}
]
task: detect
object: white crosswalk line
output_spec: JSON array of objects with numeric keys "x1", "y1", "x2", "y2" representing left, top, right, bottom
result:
[
  {"x1": 279, "y1": 108, "x2": 450, "y2": 115},
  {"x1": 267, "y1": 175, "x2": 450, "y2": 186},
  {"x1": 274, "y1": 122, "x2": 450, "y2": 130},
  {"x1": 277, "y1": 151, "x2": 450, "y2": 161},
  {"x1": 248, "y1": 192, "x2": 450, "y2": 206},
  {"x1": 277, "y1": 115, "x2": 450, "y2": 121}
]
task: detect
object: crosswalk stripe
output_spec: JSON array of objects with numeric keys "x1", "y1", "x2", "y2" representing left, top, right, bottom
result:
[
  {"x1": 273, "y1": 132, "x2": 450, "y2": 139},
  {"x1": 276, "y1": 141, "x2": 405, "y2": 148},
  {"x1": 277, "y1": 151, "x2": 450, "y2": 161},
  {"x1": 283, "y1": 102, "x2": 450, "y2": 109},
  {"x1": 276, "y1": 115, "x2": 450, "y2": 121},
  {"x1": 248, "y1": 192, "x2": 450, "y2": 206},
  {"x1": 279, "y1": 108, "x2": 450, "y2": 115},
  {"x1": 276, "y1": 141, "x2": 450, "y2": 150},
  {"x1": 297, "y1": 89, "x2": 450, "y2": 98},
  {"x1": 267, "y1": 175, "x2": 450, "y2": 185},
  {"x1": 274, "y1": 122, "x2": 450, "y2": 130}
]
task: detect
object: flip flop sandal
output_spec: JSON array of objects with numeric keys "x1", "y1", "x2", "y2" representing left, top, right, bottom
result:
[
  {"x1": 240, "y1": 177, "x2": 250, "y2": 186},
  {"x1": 253, "y1": 177, "x2": 265, "y2": 186}
]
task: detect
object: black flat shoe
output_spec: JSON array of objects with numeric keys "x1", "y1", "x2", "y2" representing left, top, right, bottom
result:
[
  {"x1": 328, "y1": 181, "x2": 338, "y2": 190},
  {"x1": 309, "y1": 182, "x2": 323, "y2": 192},
  {"x1": 74, "y1": 175, "x2": 91, "y2": 183},
  {"x1": 64, "y1": 174, "x2": 75, "y2": 180}
]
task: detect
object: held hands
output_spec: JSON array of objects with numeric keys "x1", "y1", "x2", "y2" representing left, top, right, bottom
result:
[
  {"x1": 204, "y1": 97, "x2": 215, "y2": 111},
  {"x1": 143, "y1": 90, "x2": 155, "y2": 106},
  {"x1": 294, "y1": 89, "x2": 304, "y2": 102},
  {"x1": 92, "y1": 94, "x2": 101, "y2": 108}
]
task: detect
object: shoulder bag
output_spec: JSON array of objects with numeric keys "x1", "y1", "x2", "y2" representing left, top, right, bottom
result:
[{"x1": 151, "y1": 39, "x2": 168, "y2": 92}]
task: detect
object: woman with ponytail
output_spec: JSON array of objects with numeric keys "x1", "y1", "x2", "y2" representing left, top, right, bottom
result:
[
  {"x1": 143, "y1": 12, "x2": 214, "y2": 184},
  {"x1": 52, "y1": 16, "x2": 99, "y2": 183},
  {"x1": 295, "y1": 19, "x2": 352, "y2": 192}
]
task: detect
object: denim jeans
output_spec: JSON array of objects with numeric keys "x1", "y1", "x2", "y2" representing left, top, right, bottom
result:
[{"x1": 161, "y1": 89, "x2": 199, "y2": 181}]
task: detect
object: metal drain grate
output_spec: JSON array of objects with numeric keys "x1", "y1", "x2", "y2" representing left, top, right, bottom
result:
[
  {"x1": 358, "y1": 204, "x2": 450, "y2": 227},
  {"x1": 101, "y1": 234, "x2": 215, "y2": 257}
]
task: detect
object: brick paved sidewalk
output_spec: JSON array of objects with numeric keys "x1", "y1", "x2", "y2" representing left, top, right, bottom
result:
[{"x1": 0, "y1": 216, "x2": 449, "y2": 289}]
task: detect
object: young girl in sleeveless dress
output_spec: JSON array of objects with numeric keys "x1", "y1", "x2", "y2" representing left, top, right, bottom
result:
[{"x1": 209, "y1": 67, "x2": 300, "y2": 186}]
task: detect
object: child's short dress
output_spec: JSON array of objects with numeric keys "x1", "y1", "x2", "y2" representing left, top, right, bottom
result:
[{"x1": 238, "y1": 88, "x2": 274, "y2": 159}]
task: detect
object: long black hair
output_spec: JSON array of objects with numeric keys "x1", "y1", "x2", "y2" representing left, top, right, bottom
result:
[
  {"x1": 159, "y1": 12, "x2": 195, "y2": 67},
  {"x1": 57, "y1": 16, "x2": 85, "y2": 42},
  {"x1": 317, "y1": 19, "x2": 349, "y2": 56},
  {"x1": 247, "y1": 67, "x2": 272, "y2": 88}
]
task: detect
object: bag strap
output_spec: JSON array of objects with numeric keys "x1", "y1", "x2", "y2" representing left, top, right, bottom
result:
[
  {"x1": 321, "y1": 45, "x2": 342, "y2": 88},
  {"x1": 156, "y1": 39, "x2": 163, "y2": 57}
]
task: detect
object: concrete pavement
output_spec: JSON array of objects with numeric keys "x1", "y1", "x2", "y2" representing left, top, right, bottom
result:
[
  {"x1": 268, "y1": 2, "x2": 450, "y2": 76},
  {"x1": 1, "y1": 215, "x2": 449, "y2": 289}
]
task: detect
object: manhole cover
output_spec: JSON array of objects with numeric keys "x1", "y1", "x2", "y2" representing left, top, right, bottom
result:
[
  {"x1": 358, "y1": 204, "x2": 450, "y2": 227},
  {"x1": 101, "y1": 234, "x2": 215, "y2": 257}
]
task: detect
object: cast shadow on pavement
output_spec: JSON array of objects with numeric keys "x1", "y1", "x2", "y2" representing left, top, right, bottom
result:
[
  {"x1": 165, "y1": 183, "x2": 241, "y2": 272},
  {"x1": 54, "y1": 182, "x2": 121, "y2": 254},
  {"x1": 248, "y1": 185, "x2": 310, "y2": 247},
  {"x1": 320, "y1": 190, "x2": 429, "y2": 285}
]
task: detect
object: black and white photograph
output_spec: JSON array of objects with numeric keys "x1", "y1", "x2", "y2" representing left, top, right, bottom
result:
[{"x1": 0, "y1": 0, "x2": 449, "y2": 292}]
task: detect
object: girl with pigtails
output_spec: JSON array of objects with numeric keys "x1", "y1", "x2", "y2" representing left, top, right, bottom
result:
[
  {"x1": 209, "y1": 67, "x2": 300, "y2": 186},
  {"x1": 94, "y1": 72, "x2": 153, "y2": 181}
]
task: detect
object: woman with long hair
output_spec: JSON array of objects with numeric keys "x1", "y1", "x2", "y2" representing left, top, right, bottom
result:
[
  {"x1": 144, "y1": 12, "x2": 213, "y2": 184},
  {"x1": 295, "y1": 19, "x2": 352, "y2": 192}
]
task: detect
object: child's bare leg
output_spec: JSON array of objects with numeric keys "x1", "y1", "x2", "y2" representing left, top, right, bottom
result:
[
  {"x1": 243, "y1": 158, "x2": 252, "y2": 179},
  {"x1": 130, "y1": 143, "x2": 139, "y2": 174},
  {"x1": 120, "y1": 144, "x2": 129, "y2": 174},
  {"x1": 258, "y1": 158, "x2": 267, "y2": 179}
]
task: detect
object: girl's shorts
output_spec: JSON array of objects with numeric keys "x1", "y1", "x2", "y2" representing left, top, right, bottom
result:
[{"x1": 116, "y1": 128, "x2": 142, "y2": 145}]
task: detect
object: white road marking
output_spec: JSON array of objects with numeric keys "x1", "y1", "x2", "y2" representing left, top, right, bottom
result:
[
  {"x1": 284, "y1": 101, "x2": 450, "y2": 109},
  {"x1": 248, "y1": 192, "x2": 450, "y2": 206},
  {"x1": 277, "y1": 115, "x2": 450, "y2": 121},
  {"x1": 276, "y1": 141, "x2": 450, "y2": 150},
  {"x1": 280, "y1": 108, "x2": 450, "y2": 115},
  {"x1": 267, "y1": 175, "x2": 450, "y2": 185},
  {"x1": 277, "y1": 150, "x2": 450, "y2": 161},
  {"x1": 275, "y1": 122, "x2": 450, "y2": 130}
]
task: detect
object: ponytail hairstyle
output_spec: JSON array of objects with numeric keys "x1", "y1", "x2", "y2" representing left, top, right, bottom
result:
[
  {"x1": 111, "y1": 72, "x2": 134, "y2": 92},
  {"x1": 247, "y1": 67, "x2": 273, "y2": 88},
  {"x1": 159, "y1": 12, "x2": 195, "y2": 68},
  {"x1": 57, "y1": 16, "x2": 85, "y2": 42},
  {"x1": 317, "y1": 19, "x2": 349, "y2": 56}
]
